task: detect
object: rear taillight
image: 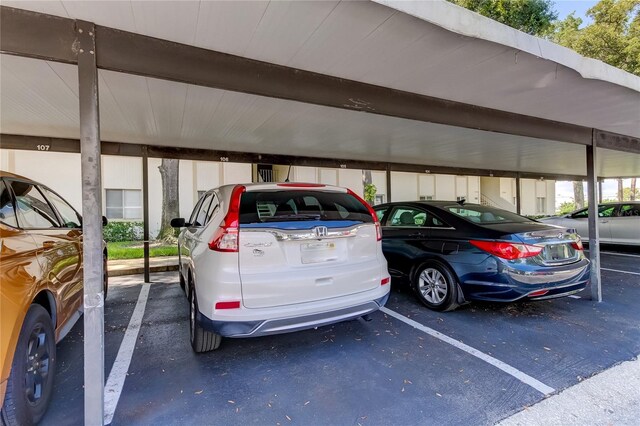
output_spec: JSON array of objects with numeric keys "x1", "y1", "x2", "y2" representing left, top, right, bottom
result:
[
  {"x1": 571, "y1": 239, "x2": 583, "y2": 251},
  {"x1": 470, "y1": 240, "x2": 543, "y2": 260},
  {"x1": 347, "y1": 189, "x2": 382, "y2": 241},
  {"x1": 381, "y1": 277, "x2": 390, "y2": 285},
  {"x1": 209, "y1": 185, "x2": 246, "y2": 252}
]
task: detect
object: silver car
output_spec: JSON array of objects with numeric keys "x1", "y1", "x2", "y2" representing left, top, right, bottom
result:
[{"x1": 539, "y1": 202, "x2": 640, "y2": 246}]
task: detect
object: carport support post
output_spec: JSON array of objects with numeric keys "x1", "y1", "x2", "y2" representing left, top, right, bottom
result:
[
  {"x1": 386, "y1": 165, "x2": 392, "y2": 202},
  {"x1": 515, "y1": 174, "x2": 522, "y2": 215},
  {"x1": 587, "y1": 137, "x2": 602, "y2": 302},
  {"x1": 77, "y1": 21, "x2": 105, "y2": 425},
  {"x1": 142, "y1": 147, "x2": 150, "y2": 283}
]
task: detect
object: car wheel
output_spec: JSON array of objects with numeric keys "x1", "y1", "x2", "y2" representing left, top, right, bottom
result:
[
  {"x1": 188, "y1": 285, "x2": 221, "y2": 353},
  {"x1": 1, "y1": 305, "x2": 56, "y2": 426},
  {"x1": 103, "y1": 254, "x2": 109, "y2": 301},
  {"x1": 179, "y1": 270, "x2": 186, "y2": 295},
  {"x1": 412, "y1": 261, "x2": 459, "y2": 312}
]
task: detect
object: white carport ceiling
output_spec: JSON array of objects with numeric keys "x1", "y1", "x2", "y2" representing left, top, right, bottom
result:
[
  {"x1": 0, "y1": 1, "x2": 638, "y2": 178},
  {"x1": 2, "y1": 54, "x2": 638, "y2": 177}
]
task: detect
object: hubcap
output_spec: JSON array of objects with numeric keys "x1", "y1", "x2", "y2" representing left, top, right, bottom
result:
[
  {"x1": 24, "y1": 325, "x2": 50, "y2": 404},
  {"x1": 418, "y1": 268, "x2": 448, "y2": 304}
]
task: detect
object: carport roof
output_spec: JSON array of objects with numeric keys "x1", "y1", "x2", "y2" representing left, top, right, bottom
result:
[{"x1": 0, "y1": 1, "x2": 639, "y2": 177}]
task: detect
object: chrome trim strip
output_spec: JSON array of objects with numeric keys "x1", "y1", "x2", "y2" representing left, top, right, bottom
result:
[{"x1": 241, "y1": 224, "x2": 368, "y2": 241}]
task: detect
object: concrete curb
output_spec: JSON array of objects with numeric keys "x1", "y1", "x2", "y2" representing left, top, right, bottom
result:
[{"x1": 108, "y1": 264, "x2": 179, "y2": 277}]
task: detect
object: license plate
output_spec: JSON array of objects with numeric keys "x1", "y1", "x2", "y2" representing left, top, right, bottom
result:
[
  {"x1": 301, "y1": 242, "x2": 337, "y2": 264},
  {"x1": 544, "y1": 244, "x2": 572, "y2": 261}
]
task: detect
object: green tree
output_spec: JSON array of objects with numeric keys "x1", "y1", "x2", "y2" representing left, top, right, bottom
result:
[
  {"x1": 550, "y1": 0, "x2": 640, "y2": 75},
  {"x1": 558, "y1": 200, "x2": 578, "y2": 214},
  {"x1": 448, "y1": 0, "x2": 558, "y2": 35}
]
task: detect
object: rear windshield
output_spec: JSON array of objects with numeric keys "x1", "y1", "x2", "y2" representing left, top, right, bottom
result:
[
  {"x1": 444, "y1": 205, "x2": 532, "y2": 224},
  {"x1": 239, "y1": 190, "x2": 373, "y2": 225}
]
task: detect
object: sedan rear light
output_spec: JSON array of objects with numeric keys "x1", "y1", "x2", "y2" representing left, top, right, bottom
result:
[
  {"x1": 571, "y1": 239, "x2": 584, "y2": 251},
  {"x1": 209, "y1": 185, "x2": 246, "y2": 252},
  {"x1": 347, "y1": 189, "x2": 382, "y2": 241},
  {"x1": 470, "y1": 240, "x2": 543, "y2": 260},
  {"x1": 381, "y1": 277, "x2": 390, "y2": 286}
]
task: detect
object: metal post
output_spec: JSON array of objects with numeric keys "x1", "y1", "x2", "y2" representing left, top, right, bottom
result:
[
  {"x1": 142, "y1": 147, "x2": 150, "y2": 282},
  {"x1": 386, "y1": 165, "x2": 392, "y2": 203},
  {"x1": 515, "y1": 174, "x2": 522, "y2": 215},
  {"x1": 77, "y1": 20, "x2": 104, "y2": 425},
  {"x1": 587, "y1": 135, "x2": 602, "y2": 302},
  {"x1": 598, "y1": 180, "x2": 603, "y2": 203}
]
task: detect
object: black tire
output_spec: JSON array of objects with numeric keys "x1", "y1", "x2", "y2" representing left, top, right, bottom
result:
[
  {"x1": 179, "y1": 270, "x2": 186, "y2": 295},
  {"x1": 188, "y1": 285, "x2": 221, "y2": 353},
  {"x1": 412, "y1": 261, "x2": 459, "y2": 312},
  {"x1": 1, "y1": 305, "x2": 56, "y2": 426},
  {"x1": 103, "y1": 254, "x2": 109, "y2": 301}
]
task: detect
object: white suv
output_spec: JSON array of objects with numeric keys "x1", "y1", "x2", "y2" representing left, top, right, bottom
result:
[{"x1": 172, "y1": 183, "x2": 390, "y2": 352}]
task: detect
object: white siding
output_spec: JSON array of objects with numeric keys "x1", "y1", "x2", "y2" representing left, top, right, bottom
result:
[
  {"x1": 435, "y1": 175, "x2": 455, "y2": 200},
  {"x1": 319, "y1": 168, "x2": 338, "y2": 186},
  {"x1": 390, "y1": 172, "x2": 418, "y2": 202},
  {"x1": 338, "y1": 169, "x2": 363, "y2": 196}
]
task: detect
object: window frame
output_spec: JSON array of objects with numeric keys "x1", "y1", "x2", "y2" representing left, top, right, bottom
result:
[
  {"x1": 105, "y1": 188, "x2": 143, "y2": 221},
  {"x1": 0, "y1": 178, "x2": 19, "y2": 229},
  {"x1": 5, "y1": 178, "x2": 64, "y2": 230},
  {"x1": 39, "y1": 185, "x2": 82, "y2": 229}
]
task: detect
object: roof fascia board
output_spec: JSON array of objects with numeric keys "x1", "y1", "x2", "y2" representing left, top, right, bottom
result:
[
  {"x1": 1, "y1": 133, "x2": 592, "y2": 181},
  {"x1": 374, "y1": 0, "x2": 640, "y2": 92}
]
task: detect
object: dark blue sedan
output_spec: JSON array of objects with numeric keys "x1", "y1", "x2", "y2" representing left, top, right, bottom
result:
[{"x1": 374, "y1": 201, "x2": 590, "y2": 311}]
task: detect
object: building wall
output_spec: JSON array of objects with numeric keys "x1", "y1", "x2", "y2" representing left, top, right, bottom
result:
[{"x1": 0, "y1": 149, "x2": 557, "y2": 236}]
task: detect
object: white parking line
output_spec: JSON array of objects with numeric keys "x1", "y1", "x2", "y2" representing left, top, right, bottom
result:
[
  {"x1": 104, "y1": 284, "x2": 151, "y2": 425},
  {"x1": 585, "y1": 250, "x2": 640, "y2": 258},
  {"x1": 601, "y1": 268, "x2": 640, "y2": 276},
  {"x1": 380, "y1": 307, "x2": 555, "y2": 396}
]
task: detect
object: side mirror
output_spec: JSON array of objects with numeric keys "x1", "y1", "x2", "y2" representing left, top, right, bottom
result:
[
  {"x1": 102, "y1": 216, "x2": 109, "y2": 226},
  {"x1": 171, "y1": 217, "x2": 186, "y2": 228}
]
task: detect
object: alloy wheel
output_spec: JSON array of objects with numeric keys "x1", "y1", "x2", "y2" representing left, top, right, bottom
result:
[
  {"x1": 24, "y1": 325, "x2": 51, "y2": 405},
  {"x1": 418, "y1": 268, "x2": 448, "y2": 304}
]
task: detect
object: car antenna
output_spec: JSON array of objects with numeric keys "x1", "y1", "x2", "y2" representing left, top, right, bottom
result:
[
  {"x1": 456, "y1": 198, "x2": 466, "y2": 206},
  {"x1": 285, "y1": 164, "x2": 292, "y2": 182}
]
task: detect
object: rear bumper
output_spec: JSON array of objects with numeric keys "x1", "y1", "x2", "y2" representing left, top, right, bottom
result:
[
  {"x1": 196, "y1": 293, "x2": 389, "y2": 338},
  {"x1": 458, "y1": 258, "x2": 590, "y2": 302}
]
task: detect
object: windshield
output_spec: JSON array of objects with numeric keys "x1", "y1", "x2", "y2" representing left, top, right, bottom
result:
[
  {"x1": 444, "y1": 204, "x2": 533, "y2": 224},
  {"x1": 239, "y1": 190, "x2": 373, "y2": 225}
]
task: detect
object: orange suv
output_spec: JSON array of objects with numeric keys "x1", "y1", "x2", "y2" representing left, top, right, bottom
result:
[{"x1": 0, "y1": 171, "x2": 108, "y2": 425}]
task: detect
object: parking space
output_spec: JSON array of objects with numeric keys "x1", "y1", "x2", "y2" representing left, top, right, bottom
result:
[{"x1": 40, "y1": 253, "x2": 640, "y2": 426}]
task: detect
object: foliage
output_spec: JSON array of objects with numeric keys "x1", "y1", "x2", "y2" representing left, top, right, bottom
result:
[
  {"x1": 557, "y1": 201, "x2": 578, "y2": 215},
  {"x1": 103, "y1": 221, "x2": 144, "y2": 242},
  {"x1": 448, "y1": 0, "x2": 558, "y2": 34},
  {"x1": 623, "y1": 186, "x2": 640, "y2": 200},
  {"x1": 107, "y1": 241, "x2": 178, "y2": 260},
  {"x1": 364, "y1": 183, "x2": 377, "y2": 204},
  {"x1": 549, "y1": 0, "x2": 640, "y2": 75}
]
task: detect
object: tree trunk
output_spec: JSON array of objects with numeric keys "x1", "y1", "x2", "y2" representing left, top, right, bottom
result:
[
  {"x1": 362, "y1": 170, "x2": 372, "y2": 186},
  {"x1": 617, "y1": 178, "x2": 624, "y2": 201},
  {"x1": 631, "y1": 178, "x2": 636, "y2": 201},
  {"x1": 573, "y1": 181, "x2": 584, "y2": 209},
  {"x1": 157, "y1": 159, "x2": 180, "y2": 242}
]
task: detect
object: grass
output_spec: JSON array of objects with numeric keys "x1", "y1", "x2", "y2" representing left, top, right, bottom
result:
[{"x1": 107, "y1": 241, "x2": 179, "y2": 260}]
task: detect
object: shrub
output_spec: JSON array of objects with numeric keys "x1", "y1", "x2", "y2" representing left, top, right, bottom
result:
[{"x1": 103, "y1": 221, "x2": 144, "y2": 242}]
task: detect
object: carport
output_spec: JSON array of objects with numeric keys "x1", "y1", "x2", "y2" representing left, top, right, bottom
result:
[{"x1": 1, "y1": 1, "x2": 639, "y2": 424}]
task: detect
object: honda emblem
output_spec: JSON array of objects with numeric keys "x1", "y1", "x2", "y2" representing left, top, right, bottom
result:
[{"x1": 314, "y1": 226, "x2": 328, "y2": 238}]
